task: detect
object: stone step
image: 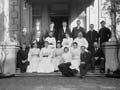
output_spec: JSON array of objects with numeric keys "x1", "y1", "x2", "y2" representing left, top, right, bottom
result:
[{"x1": 15, "y1": 72, "x2": 105, "y2": 77}]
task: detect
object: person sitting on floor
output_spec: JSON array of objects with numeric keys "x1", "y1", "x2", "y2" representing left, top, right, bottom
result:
[
  {"x1": 79, "y1": 46, "x2": 92, "y2": 78},
  {"x1": 58, "y1": 47, "x2": 78, "y2": 77}
]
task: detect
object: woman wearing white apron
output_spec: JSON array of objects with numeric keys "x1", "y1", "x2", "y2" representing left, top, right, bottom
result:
[
  {"x1": 37, "y1": 41, "x2": 54, "y2": 73},
  {"x1": 27, "y1": 43, "x2": 40, "y2": 73}
]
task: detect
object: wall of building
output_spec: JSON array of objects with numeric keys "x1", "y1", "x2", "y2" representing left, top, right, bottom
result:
[{"x1": 0, "y1": 0, "x2": 4, "y2": 42}]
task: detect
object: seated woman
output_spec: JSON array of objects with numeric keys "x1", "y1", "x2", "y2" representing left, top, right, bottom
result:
[
  {"x1": 37, "y1": 41, "x2": 54, "y2": 73},
  {"x1": 52, "y1": 42, "x2": 63, "y2": 71},
  {"x1": 62, "y1": 33, "x2": 73, "y2": 48},
  {"x1": 74, "y1": 32, "x2": 88, "y2": 48},
  {"x1": 58, "y1": 47, "x2": 78, "y2": 77},
  {"x1": 70, "y1": 42, "x2": 81, "y2": 71},
  {"x1": 45, "y1": 31, "x2": 56, "y2": 49},
  {"x1": 27, "y1": 42, "x2": 40, "y2": 73}
]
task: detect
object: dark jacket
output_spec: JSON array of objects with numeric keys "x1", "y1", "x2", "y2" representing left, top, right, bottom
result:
[
  {"x1": 80, "y1": 51, "x2": 91, "y2": 64},
  {"x1": 17, "y1": 49, "x2": 29, "y2": 68},
  {"x1": 99, "y1": 27, "x2": 111, "y2": 45},
  {"x1": 72, "y1": 27, "x2": 86, "y2": 39},
  {"x1": 58, "y1": 27, "x2": 71, "y2": 42},
  {"x1": 86, "y1": 30, "x2": 99, "y2": 51},
  {"x1": 86, "y1": 30, "x2": 99, "y2": 44}
]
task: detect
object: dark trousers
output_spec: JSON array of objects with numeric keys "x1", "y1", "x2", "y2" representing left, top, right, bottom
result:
[
  {"x1": 91, "y1": 58, "x2": 105, "y2": 72},
  {"x1": 58, "y1": 62, "x2": 78, "y2": 77},
  {"x1": 20, "y1": 62, "x2": 28, "y2": 73},
  {"x1": 79, "y1": 62, "x2": 91, "y2": 76}
]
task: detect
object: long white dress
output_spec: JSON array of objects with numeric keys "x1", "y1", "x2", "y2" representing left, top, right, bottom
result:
[
  {"x1": 37, "y1": 47, "x2": 54, "y2": 73},
  {"x1": 74, "y1": 37, "x2": 88, "y2": 48},
  {"x1": 70, "y1": 47, "x2": 81, "y2": 71},
  {"x1": 27, "y1": 48, "x2": 40, "y2": 73},
  {"x1": 62, "y1": 38, "x2": 73, "y2": 48},
  {"x1": 52, "y1": 48, "x2": 63, "y2": 70}
]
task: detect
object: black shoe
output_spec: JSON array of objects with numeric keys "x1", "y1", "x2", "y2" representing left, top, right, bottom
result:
[
  {"x1": 54, "y1": 70, "x2": 59, "y2": 72},
  {"x1": 79, "y1": 75, "x2": 85, "y2": 79}
]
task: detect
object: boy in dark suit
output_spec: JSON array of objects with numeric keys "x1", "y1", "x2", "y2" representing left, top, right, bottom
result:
[{"x1": 79, "y1": 46, "x2": 91, "y2": 78}]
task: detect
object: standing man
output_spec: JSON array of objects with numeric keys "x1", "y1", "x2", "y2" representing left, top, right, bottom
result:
[
  {"x1": 45, "y1": 22, "x2": 56, "y2": 39},
  {"x1": 99, "y1": 21, "x2": 111, "y2": 45},
  {"x1": 72, "y1": 20, "x2": 86, "y2": 39},
  {"x1": 58, "y1": 21, "x2": 71, "y2": 42},
  {"x1": 86, "y1": 24, "x2": 99, "y2": 54}
]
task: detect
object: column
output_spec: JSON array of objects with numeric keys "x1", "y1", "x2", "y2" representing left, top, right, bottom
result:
[
  {"x1": 41, "y1": 2, "x2": 49, "y2": 37},
  {"x1": 0, "y1": 0, "x2": 4, "y2": 42}
]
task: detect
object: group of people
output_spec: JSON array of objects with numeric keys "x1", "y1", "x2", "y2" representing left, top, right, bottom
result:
[{"x1": 17, "y1": 19, "x2": 112, "y2": 78}]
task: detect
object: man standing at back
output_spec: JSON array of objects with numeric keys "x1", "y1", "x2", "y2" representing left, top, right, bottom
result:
[
  {"x1": 99, "y1": 21, "x2": 111, "y2": 45},
  {"x1": 72, "y1": 20, "x2": 86, "y2": 39},
  {"x1": 58, "y1": 21, "x2": 71, "y2": 42}
]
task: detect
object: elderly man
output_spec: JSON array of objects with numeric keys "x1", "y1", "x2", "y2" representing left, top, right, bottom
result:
[{"x1": 72, "y1": 20, "x2": 86, "y2": 39}]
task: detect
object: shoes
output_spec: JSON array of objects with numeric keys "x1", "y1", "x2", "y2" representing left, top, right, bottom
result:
[{"x1": 79, "y1": 75, "x2": 85, "y2": 79}]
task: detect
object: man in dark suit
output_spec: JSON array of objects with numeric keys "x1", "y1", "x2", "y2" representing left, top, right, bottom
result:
[
  {"x1": 86, "y1": 24, "x2": 99, "y2": 54},
  {"x1": 45, "y1": 22, "x2": 57, "y2": 39},
  {"x1": 17, "y1": 43, "x2": 29, "y2": 73},
  {"x1": 72, "y1": 20, "x2": 86, "y2": 39},
  {"x1": 58, "y1": 21, "x2": 71, "y2": 42},
  {"x1": 79, "y1": 46, "x2": 92, "y2": 78},
  {"x1": 99, "y1": 21, "x2": 111, "y2": 45},
  {"x1": 91, "y1": 42, "x2": 105, "y2": 73}
]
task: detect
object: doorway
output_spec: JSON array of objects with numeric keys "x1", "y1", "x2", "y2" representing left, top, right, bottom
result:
[
  {"x1": 50, "y1": 16, "x2": 69, "y2": 30},
  {"x1": 50, "y1": 16, "x2": 69, "y2": 40}
]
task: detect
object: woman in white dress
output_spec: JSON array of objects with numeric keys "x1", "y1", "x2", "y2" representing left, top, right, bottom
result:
[
  {"x1": 52, "y1": 42, "x2": 63, "y2": 71},
  {"x1": 70, "y1": 42, "x2": 81, "y2": 71},
  {"x1": 62, "y1": 33, "x2": 73, "y2": 48},
  {"x1": 27, "y1": 43, "x2": 40, "y2": 73},
  {"x1": 37, "y1": 41, "x2": 54, "y2": 73},
  {"x1": 74, "y1": 32, "x2": 88, "y2": 48},
  {"x1": 45, "y1": 31, "x2": 56, "y2": 49},
  {"x1": 58, "y1": 47, "x2": 78, "y2": 77}
]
